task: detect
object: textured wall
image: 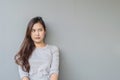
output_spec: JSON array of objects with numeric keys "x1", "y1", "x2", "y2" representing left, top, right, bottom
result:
[{"x1": 0, "y1": 0, "x2": 120, "y2": 80}]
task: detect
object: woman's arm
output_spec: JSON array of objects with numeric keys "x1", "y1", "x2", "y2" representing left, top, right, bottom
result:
[
  {"x1": 50, "y1": 73, "x2": 58, "y2": 80},
  {"x1": 18, "y1": 65, "x2": 29, "y2": 80},
  {"x1": 49, "y1": 46, "x2": 59, "y2": 80},
  {"x1": 22, "y1": 76, "x2": 30, "y2": 80}
]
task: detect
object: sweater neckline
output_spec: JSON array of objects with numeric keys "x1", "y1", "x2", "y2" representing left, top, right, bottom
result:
[{"x1": 35, "y1": 44, "x2": 48, "y2": 49}]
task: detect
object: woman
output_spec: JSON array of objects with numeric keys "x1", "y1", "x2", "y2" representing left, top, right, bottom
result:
[{"x1": 14, "y1": 16, "x2": 59, "y2": 80}]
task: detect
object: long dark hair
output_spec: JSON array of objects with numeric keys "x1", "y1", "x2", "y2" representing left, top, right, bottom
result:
[{"x1": 15, "y1": 16, "x2": 46, "y2": 72}]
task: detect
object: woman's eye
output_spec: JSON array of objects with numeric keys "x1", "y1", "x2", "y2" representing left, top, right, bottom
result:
[
  {"x1": 32, "y1": 29, "x2": 35, "y2": 32},
  {"x1": 38, "y1": 29, "x2": 43, "y2": 31}
]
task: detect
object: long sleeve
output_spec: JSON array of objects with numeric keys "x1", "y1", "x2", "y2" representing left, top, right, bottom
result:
[
  {"x1": 49, "y1": 46, "x2": 59, "y2": 76},
  {"x1": 18, "y1": 65, "x2": 29, "y2": 79}
]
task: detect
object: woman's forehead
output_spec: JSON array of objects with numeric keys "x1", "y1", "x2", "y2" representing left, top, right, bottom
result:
[{"x1": 32, "y1": 23, "x2": 43, "y2": 29}]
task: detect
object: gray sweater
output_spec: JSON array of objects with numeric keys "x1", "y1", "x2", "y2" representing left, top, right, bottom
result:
[{"x1": 18, "y1": 44, "x2": 59, "y2": 80}]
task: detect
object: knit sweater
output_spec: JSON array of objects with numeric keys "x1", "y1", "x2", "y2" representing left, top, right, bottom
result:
[{"x1": 18, "y1": 44, "x2": 59, "y2": 80}]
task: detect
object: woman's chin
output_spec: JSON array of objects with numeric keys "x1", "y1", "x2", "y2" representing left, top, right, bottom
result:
[{"x1": 34, "y1": 40, "x2": 44, "y2": 44}]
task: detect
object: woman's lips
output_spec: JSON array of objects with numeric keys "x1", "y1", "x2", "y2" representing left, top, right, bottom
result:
[{"x1": 35, "y1": 37, "x2": 40, "y2": 39}]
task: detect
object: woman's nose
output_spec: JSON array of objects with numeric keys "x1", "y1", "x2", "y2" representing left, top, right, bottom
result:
[{"x1": 35, "y1": 31, "x2": 40, "y2": 35}]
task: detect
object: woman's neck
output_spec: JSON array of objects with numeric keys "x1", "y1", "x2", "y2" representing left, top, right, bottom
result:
[{"x1": 34, "y1": 42, "x2": 46, "y2": 48}]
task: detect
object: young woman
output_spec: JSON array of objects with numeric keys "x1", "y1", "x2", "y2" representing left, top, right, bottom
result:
[{"x1": 14, "y1": 16, "x2": 59, "y2": 80}]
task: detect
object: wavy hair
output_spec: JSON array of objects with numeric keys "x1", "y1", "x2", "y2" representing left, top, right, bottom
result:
[{"x1": 14, "y1": 16, "x2": 46, "y2": 72}]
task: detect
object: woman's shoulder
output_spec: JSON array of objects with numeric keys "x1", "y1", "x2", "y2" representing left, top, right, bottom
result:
[{"x1": 47, "y1": 44, "x2": 59, "y2": 52}]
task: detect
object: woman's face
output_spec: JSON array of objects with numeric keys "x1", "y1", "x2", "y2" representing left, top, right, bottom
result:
[{"x1": 31, "y1": 22, "x2": 46, "y2": 44}]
